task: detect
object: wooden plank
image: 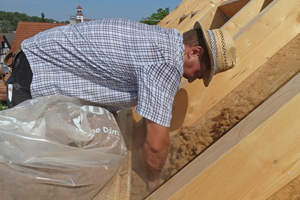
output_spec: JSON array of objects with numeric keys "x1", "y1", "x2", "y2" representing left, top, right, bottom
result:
[
  {"x1": 178, "y1": 0, "x2": 223, "y2": 34},
  {"x1": 196, "y1": 1, "x2": 229, "y2": 30},
  {"x1": 168, "y1": 0, "x2": 300, "y2": 136},
  {"x1": 173, "y1": 0, "x2": 213, "y2": 30},
  {"x1": 93, "y1": 109, "x2": 132, "y2": 200},
  {"x1": 165, "y1": 0, "x2": 204, "y2": 29},
  {"x1": 118, "y1": 109, "x2": 132, "y2": 199},
  {"x1": 158, "y1": 0, "x2": 199, "y2": 28},
  {"x1": 147, "y1": 71, "x2": 300, "y2": 200},
  {"x1": 222, "y1": 0, "x2": 273, "y2": 36},
  {"x1": 268, "y1": 175, "x2": 300, "y2": 199},
  {"x1": 131, "y1": 107, "x2": 141, "y2": 127},
  {"x1": 199, "y1": 0, "x2": 252, "y2": 30},
  {"x1": 218, "y1": 0, "x2": 251, "y2": 19},
  {"x1": 158, "y1": 0, "x2": 189, "y2": 26},
  {"x1": 164, "y1": 17, "x2": 182, "y2": 29}
]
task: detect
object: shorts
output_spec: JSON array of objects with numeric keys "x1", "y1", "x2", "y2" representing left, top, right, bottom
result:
[{"x1": 6, "y1": 50, "x2": 33, "y2": 108}]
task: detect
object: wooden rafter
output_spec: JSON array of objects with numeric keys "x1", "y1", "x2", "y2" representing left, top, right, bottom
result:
[
  {"x1": 222, "y1": 0, "x2": 274, "y2": 36},
  {"x1": 178, "y1": 0, "x2": 223, "y2": 34},
  {"x1": 147, "y1": 72, "x2": 300, "y2": 199}
]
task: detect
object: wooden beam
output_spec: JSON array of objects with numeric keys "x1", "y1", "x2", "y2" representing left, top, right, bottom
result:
[
  {"x1": 218, "y1": 0, "x2": 251, "y2": 19},
  {"x1": 93, "y1": 109, "x2": 132, "y2": 199},
  {"x1": 164, "y1": 0, "x2": 204, "y2": 29},
  {"x1": 158, "y1": 0, "x2": 189, "y2": 26},
  {"x1": 158, "y1": 0, "x2": 199, "y2": 28},
  {"x1": 268, "y1": 175, "x2": 300, "y2": 199},
  {"x1": 168, "y1": 0, "x2": 300, "y2": 136},
  {"x1": 179, "y1": 0, "x2": 273, "y2": 35},
  {"x1": 147, "y1": 31, "x2": 300, "y2": 199},
  {"x1": 197, "y1": 1, "x2": 229, "y2": 30},
  {"x1": 147, "y1": 71, "x2": 300, "y2": 200},
  {"x1": 172, "y1": 73, "x2": 300, "y2": 199},
  {"x1": 222, "y1": 0, "x2": 273, "y2": 37},
  {"x1": 175, "y1": 10, "x2": 199, "y2": 31},
  {"x1": 174, "y1": 0, "x2": 216, "y2": 30},
  {"x1": 178, "y1": 0, "x2": 223, "y2": 34}
]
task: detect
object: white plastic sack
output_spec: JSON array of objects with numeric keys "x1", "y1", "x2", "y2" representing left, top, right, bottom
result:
[{"x1": 0, "y1": 95, "x2": 127, "y2": 200}]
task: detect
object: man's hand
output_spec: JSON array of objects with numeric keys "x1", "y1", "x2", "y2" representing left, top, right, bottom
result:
[
  {"x1": 147, "y1": 178, "x2": 160, "y2": 192},
  {"x1": 143, "y1": 119, "x2": 169, "y2": 192}
]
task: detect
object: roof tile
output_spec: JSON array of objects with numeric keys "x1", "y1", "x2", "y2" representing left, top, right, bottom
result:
[{"x1": 11, "y1": 22, "x2": 68, "y2": 53}]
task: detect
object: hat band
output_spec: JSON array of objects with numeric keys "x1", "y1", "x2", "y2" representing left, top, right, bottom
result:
[{"x1": 207, "y1": 30, "x2": 218, "y2": 74}]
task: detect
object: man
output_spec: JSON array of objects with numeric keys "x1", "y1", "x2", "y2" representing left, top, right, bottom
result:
[{"x1": 6, "y1": 18, "x2": 236, "y2": 191}]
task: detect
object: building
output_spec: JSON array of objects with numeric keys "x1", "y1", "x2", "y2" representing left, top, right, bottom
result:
[
  {"x1": 70, "y1": 6, "x2": 93, "y2": 24},
  {"x1": 0, "y1": 35, "x2": 11, "y2": 66},
  {"x1": 0, "y1": 35, "x2": 11, "y2": 100}
]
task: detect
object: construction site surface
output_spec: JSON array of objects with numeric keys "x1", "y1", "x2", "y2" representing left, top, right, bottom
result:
[{"x1": 92, "y1": 0, "x2": 300, "y2": 199}]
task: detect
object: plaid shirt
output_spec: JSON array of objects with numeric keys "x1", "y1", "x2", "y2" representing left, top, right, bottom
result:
[{"x1": 21, "y1": 18, "x2": 185, "y2": 127}]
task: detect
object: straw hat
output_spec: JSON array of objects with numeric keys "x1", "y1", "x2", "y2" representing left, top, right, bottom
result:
[{"x1": 194, "y1": 21, "x2": 236, "y2": 87}]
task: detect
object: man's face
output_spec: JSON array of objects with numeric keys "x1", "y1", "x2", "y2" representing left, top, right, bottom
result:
[{"x1": 183, "y1": 46, "x2": 207, "y2": 83}]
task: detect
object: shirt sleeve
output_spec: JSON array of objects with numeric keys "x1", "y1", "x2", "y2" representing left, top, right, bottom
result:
[{"x1": 135, "y1": 63, "x2": 182, "y2": 127}]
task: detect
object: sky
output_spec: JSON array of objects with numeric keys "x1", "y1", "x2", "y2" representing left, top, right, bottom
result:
[{"x1": 0, "y1": 0, "x2": 183, "y2": 22}]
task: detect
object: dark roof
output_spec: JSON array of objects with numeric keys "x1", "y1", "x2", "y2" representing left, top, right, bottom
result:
[
  {"x1": 3, "y1": 33, "x2": 15, "y2": 47},
  {"x1": 0, "y1": 35, "x2": 11, "y2": 49},
  {"x1": 11, "y1": 22, "x2": 68, "y2": 53},
  {"x1": 77, "y1": 6, "x2": 83, "y2": 9}
]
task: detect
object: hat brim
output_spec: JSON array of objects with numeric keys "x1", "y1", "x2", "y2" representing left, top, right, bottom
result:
[{"x1": 194, "y1": 21, "x2": 215, "y2": 87}]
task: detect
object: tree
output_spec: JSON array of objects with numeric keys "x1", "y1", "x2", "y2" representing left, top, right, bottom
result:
[
  {"x1": 0, "y1": 11, "x2": 68, "y2": 31},
  {"x1": 0, "y1": 20, "x2": 13, "y2": 33},
  {"x1": 140, "y1": 7, "x2": 169, "y2": 25},
  {"x1": 41, "y1": 12, "x2": 45, "y2": 22}
]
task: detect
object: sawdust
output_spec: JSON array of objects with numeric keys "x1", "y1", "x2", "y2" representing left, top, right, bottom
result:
[
  {"x1": 130, "y1": 107, "x2": 244, "y2": 199},
  {"x1": 162, "y1": 107, "x2": 241, "y2": 180},
  {"x1": 268, "y1": 176, "x2": 300, "y2": 200},
  {"x1": 0, "y1": 162, "x2": 109, "y2": 200},
  {"x1": 130, "y1": 170, "x2": 147, "y2": 200}
]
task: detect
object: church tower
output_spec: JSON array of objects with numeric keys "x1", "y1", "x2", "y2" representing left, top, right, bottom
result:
[
  {"x1": 76, "y1": 6, "x2": 83, "y2": 23},
  {"x1": 70, "y1": 5, "x2": 92, "y2": 24}
]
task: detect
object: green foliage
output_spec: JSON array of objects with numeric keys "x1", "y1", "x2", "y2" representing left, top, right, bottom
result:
[
  {"x1": 140, "y1": 7, "x2": 169, "y2": 25},
  {"x1": 41, "y1": 12, "x2": 45, "y2": 22},
  {"x1": 0, "y1": 11, "x2": 68, "y2": 33},
  {"x1": 0, "y1": 102, "x2": 7, "y2": 111}
]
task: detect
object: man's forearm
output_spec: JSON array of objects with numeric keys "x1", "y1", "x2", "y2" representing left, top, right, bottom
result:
[
  {"x1": 143, "y1": 119, "x2": 170, "y2": 191},
  {"x1": 143, "y1": 139, "x2": 169, "y2": 181}
]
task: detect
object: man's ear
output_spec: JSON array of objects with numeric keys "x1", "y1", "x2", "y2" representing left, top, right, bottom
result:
[{"x1": 190, "y1": 46, "x2": 205, "y2": 57}]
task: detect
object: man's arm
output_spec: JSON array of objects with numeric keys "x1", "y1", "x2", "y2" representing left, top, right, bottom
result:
[{"x1": 143, "y1": 118, "x2": 170, "y2": 192}]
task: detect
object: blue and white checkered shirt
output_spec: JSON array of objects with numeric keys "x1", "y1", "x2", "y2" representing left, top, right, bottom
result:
[{"x1": 21, "y1": 18, "x2": 185, "y2": 127}]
